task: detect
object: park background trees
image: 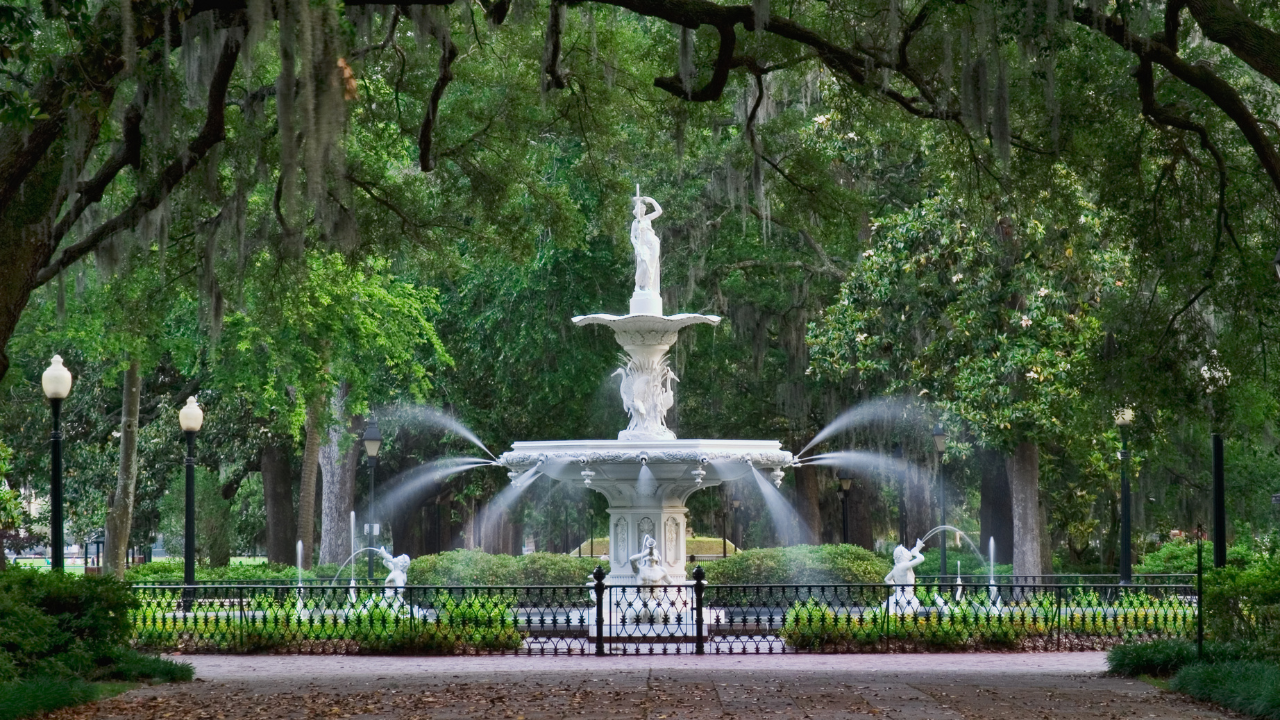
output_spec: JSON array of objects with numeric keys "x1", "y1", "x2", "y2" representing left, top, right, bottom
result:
[{"x1": 1, "y1": 0, "x2": 1279, "y2": 571}]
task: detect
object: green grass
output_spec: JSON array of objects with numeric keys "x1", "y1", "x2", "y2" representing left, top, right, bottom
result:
[
  {"x1": 1171, "y1": 661, "x2": 1280, "y2": 720},
  {"x1": 0, "y1": 677, "x2": 100, "y2": 720}
]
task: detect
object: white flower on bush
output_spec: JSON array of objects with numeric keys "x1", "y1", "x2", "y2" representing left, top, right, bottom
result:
[
  {"x1": 1201, "y1": 350, "x2": 1231, "y2": 393},
  {"x1": 1037, "y1": 287, "x2": 1050, "y2": 297},
  {"x1": 813, "y1": 114, "x2": 832, "y2": 127},
  {"x1": 862, "y1": 249, "x2": 875, "y2": 258},
  {"x1": 1020, "y1": 316, "x2": 1033, "y2": 328},
  {"x1": 951, "y1": 273, "x2": 963, "y2": 282}
]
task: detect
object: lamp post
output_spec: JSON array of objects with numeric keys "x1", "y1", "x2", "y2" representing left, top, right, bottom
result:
[
  {"x1": 932, "y1": 424, "x2": 948, "y2": 581},
  {"x1": 178, "y1": 397, "x2": 204, "y2": 589},
  {"x1": 836, "y1": 469, "x2": 852, "y2": 544},
  {"x1": 42, "y1": 355, "x2": 72, "y2": 571},
  {"x1": 1114, "y1": 408, "x2": 1134, "y2": 584},
  {"x1": 731, "y1": 498, "x2": 742, "y2": 551},
  {"x1": 363, "y1": 415, "x2": 382, "y2": 580}
]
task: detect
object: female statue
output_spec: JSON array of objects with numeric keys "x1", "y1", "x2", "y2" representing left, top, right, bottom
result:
[{"x1": 630, "y1": 191, "x2": 663, "y2": 293}]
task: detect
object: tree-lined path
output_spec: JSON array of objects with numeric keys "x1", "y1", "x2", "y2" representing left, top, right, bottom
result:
[{"x1": 45, "y1": 654, "x2": 1235, "y2": 719}]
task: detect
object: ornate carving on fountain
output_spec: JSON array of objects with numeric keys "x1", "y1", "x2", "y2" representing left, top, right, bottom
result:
[
  {"x1": 664, "y1": 517, "x2": 680, "y2": 567},
  {"x1": 613, "y1": 517, "x2": 629, "y2": 563},
  {"x1": 638, "y1": 516, "x2": 655, "y2": 542}
]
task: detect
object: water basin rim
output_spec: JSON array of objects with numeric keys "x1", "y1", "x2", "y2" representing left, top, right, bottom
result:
[{"x1": 570, "y1": 312, "x2": 722, "y2": 326}]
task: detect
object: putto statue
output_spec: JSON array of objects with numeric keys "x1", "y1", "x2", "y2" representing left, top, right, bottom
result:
[
  {"x1": 884, "y1": 539, "x2": 926, "y2": 614},
  {"x1": 629, "y1": 534, "x2": 673, "y2": 586},
  {"x1": 629, "y1": 189, "x2": 663, "y2": 294},
  {"x1": 375, "y1": 546, "x2": 412, "y2": 597}
]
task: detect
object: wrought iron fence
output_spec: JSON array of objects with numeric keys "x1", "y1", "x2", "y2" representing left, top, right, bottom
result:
[{"x1": 130, "y1": 570, "x2": 1197, "y2": 655}]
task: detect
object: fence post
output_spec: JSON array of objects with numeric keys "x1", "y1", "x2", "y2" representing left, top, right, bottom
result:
[
  {"x1": 1196, "y1": 523, "x2": 1204, "y2": 659},
  {"x1": 1055, "y1": 585, "x2": 1062, "y2": 651},
  {"x1": 693, "y1": 565, "x2": 706, "y2": 655},
  {"x1": 593, "y1": 566, "x2": 607, "y2": 657}
]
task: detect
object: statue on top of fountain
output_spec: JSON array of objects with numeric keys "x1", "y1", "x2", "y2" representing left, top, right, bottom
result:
[
  {"x1": 629, "y1": 534, "x2": 674, "y2": 586},
  {"x1": 630, "y1": 189, "x2": 662, "y2": 295},
  {"x1": 884, "y1": 539, "x2": 926, "y2": 614}
]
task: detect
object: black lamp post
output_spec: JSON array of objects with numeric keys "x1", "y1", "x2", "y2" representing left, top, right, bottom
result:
[
  {"x1": 932, "y1": 424, "x2": 948, "y2": 581},
  {"x1": 836, "y1": 469, "x2": 852, "y2": 545},
  {"x1": 363, "y1": 416, "x2": 382, "y2": 580},
  {"x1": 731, "y1": 499, "x2": 742, "y2": 550},
  {"x1": 42, "y1": 355, "x2": 72, "y2": 572},
  {"x1": 178, "y1": 397, "x2": 204, "y2": 589},
  {"x1": 1115, "y1": 408, "x2": 1134, "y2": 584}
]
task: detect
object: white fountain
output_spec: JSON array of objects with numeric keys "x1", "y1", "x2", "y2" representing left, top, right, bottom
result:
[{"x1": 498, "y1": 191, "x2": 792, "y2": 584}]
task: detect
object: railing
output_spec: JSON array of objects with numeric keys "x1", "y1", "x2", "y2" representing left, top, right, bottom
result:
[{"x1": 130, "y1": 570, "x2": 1197, "y2": 655}]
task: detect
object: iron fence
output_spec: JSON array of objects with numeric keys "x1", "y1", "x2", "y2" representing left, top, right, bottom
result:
[{"x1": 130, "y1": 570, "x2": 1197, "y2": 655}]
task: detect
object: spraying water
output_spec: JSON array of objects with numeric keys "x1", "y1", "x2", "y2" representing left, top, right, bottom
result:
[
  {"x1": 478, "y1": 463, "x2": 545, "y2": 544},
  {"x1": 798, "y1": 397, "x2": 914, "y2": 457},
  {"x1": 748, "y1": 464, "x2": 805, "y2": 546},
  {"x1": 392, "y1": 405, "x2": 497, "y2": 459},
  {"x1": 637, "y1": 461, "x2": 657, "y2": 497},
  {"x1": 802, "y1": 449, "x2": 924, "y2": 480},
  {"x1": 375, "y1": 456, "x2": 495, "y2": 515},
  {"x1": 919, "y1": 525, "x2": 987, "y2": 562}
]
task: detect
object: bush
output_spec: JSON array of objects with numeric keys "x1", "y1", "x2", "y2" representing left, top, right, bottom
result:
[
  {"x1": 1171, "y1": 661, "x2": 1280, "y2": 720},
  {"x1": 1134, "y1": 539, "x2": 1260, "y2": 575},
  {"x1": 406, "y1": 551, "x2": 602, "y2": 586},
  {"x1": 779, "y1": 599, "x2": 857, "y2": 649},
  {"x1": 94, "y1": 649, "x2": 192, "y2": 683},
  {"x1": 693, "y1": 545, "x2": 889, "y2": 585},
  {"x1": 1203, "y1": 556, "x2": 1280, "y2": 643},
  {"x1": 0, "y1": 677, "x2": 97, "y2": 720},
  {"x1": 0, "y1": 569, "x2": 136, "y2": 678},
  {"x1": 125, "y1": 560, "x2": 319, "y2": 584},
  {"x1": 1108, "y1": 639, "x2": 1280, "y2": 677}
]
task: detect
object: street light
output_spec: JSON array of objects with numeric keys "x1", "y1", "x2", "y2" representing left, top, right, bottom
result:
[
  {"x1": 42, "y1": 355, "x2": 72, "y2": 571},
  {"x1": 1114, "y1": 407, "x2": 1134, "y2": 584},
  {"x1": 932, "y1": 424, "x2": 948, "y2": 582},
  {"x1": 178, "y1": 396, "x2": 203, "y2": 589},
  {"x1": 363, "y1": 415, "x2": 382, "y2": 580},
  {"x1": 836, "y1": 469, "x2": 853, "y2": 544}
]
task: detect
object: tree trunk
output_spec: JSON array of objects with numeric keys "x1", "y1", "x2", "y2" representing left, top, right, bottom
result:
[
  {"x1": 901, "y1": 457, "x2": 935, "y2": 546},
  {"x1": 1006, "y1": 441, "x2": 1044, "y2": 580},
  {"x1": 979, "y1": 447, "x2": 1014, "y2": 565},
  {"x1": 791, "y1": 461, "x2": 821, "y2": 544},
  {"x1": 297, "y1": 395, "x2": 325, "y2": 569},
  {"x1": 104, "y1": 359, "x2": 141, "y2": 579},
  {"x1": 319, "y1": 385, "x2": 362, "y2": 566},
  {"x1": 845, "y1": 476, "x2": 877, "y2": 550},
  {"x1": 261, "y1": 442, "x2": 296, "y2": 565}
]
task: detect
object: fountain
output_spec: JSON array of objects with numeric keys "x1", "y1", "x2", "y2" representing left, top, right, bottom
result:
[{"x1": 497, "y1": 190, "x2": 793, "y2": 584}]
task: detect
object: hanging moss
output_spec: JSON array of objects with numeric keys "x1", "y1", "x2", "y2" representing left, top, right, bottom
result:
[{"x1": 992, "y1": 53, "x2": 1011, "y2": 168}]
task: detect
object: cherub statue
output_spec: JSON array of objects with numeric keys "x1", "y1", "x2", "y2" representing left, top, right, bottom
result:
[
  {"x1": 884, "y1": 539, "x2": 926, "y2": 614},
  {"x1": 630, "y1": 189, "x2": 663, "y2": 293},
  {"x1": 628, "y1": 534, "x2": 673, "y2": 586},
  {"x1": 375, "y1": 546, "x2": 411, "y2": 597}
]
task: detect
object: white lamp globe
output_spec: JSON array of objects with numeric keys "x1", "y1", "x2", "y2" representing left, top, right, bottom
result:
[
  {"x1": 42, "y1": 355, "x2": 73, "y2": 399},
  {"x1": 179, "y1": 396, "x2": 204, "y2": 432},
  {"x1": 1114, "y1": 408, "x2": 1135, "y2": 427}
]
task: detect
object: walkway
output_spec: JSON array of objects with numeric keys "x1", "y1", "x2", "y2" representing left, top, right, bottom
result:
[{"x1": 50, "y1": 653, "x2": 1236, "y2": 719}]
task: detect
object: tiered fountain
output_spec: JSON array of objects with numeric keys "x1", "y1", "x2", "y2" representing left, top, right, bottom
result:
[{"x1": 498, "y1": 192, "x2": 792, "y2": 584}]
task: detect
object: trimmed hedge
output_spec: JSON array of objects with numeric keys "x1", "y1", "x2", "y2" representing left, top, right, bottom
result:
[
  {"x1": 1134, "y1": 539, "x2": 1264, "y2": 575},
  {"x1": 124, "y1": 560, "x2": 327, "y2": 583},
  {"x1": 407, "y1": 551, "x2": 604, "y2": 586},
  {"x1": 693, "y1": 544, "x2": 889, "y2": 585},
  {"x1": 1171, "y1": 661, "x2": 1280, "y2": 720}
]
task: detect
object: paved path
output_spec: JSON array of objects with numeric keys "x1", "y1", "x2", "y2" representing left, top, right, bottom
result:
[{"x1": 49, "y1": 653, "x2": 1238, "y2": 719}]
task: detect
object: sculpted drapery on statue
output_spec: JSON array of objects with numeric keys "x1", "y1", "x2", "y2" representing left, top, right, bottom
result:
[{"x1": 630, "y1": 189, "x2": 663, "y2": 295}]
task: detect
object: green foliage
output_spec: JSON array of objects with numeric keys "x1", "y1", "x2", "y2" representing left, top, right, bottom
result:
[
  {"x1": 124, "y1": 559, "x2": 317, "y2": 583},
  {"x1": 0, "y1": 677, "x2": 98, "y2": 720},
  {"x1": 93, "y1": 649, "x2": 192, "y2": 683},
  {"x1": 406, "y1": 551, "x2": 602, "y2": 586},
  {"x1": 1108, "y1": 639, "x2": 1279, "y2": 678},
  {"x1": 1203, "y1": 556, "x2": 1280, "y2": 644},
  {"x1": 780, "y1": 599, "x2": 858, "y2": 650},
  {"x1": 912, "y1": 548, "x2": 1012, "y2": 578},
  {"x1": 0, "y1": 569, "x2": 136, "y2": 679},
  {"x1": 1170, "y1": 661, "x2": 1280, "y2": 720},
  {"x1": 694, "y1": 545, "x2": 889, "y2": 585},
  {"x1": 1134, "y1": 539, "x2": 1261, "y2": 574}
]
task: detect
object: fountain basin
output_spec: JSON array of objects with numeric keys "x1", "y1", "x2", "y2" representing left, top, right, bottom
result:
[{"x1": 500, "y1": 439, "x2": 792, "y2": 584}]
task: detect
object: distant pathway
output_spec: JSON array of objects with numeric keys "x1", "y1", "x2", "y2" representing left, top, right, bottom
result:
[{"x1": 50, "y1": 653, "x2": 1238, "y2": 719}]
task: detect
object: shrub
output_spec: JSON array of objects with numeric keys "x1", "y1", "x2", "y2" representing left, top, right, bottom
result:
[
  {"x1": 406, "y1": 551, "x2": 602, "y2": 586},
  {"x1": 1171, "y1": 661, "x2": 1280, "y2": 720},
  {"x1": 125, "y1": 560, "x2": 319, "y2": 584},
  {"x1": 0, "y1": 677, "x2": 97, "y2": 720},
  {"x1": 694, "y1": 545, "x2": 889, "y2": 585},
  {"x1": 1203, "y1": 556, "x2": 1280, "y2": 643},
  {"x1": 1134, "y1": 539, "x2": 1259, "y2": 575},
  {"x1": 1108, "y1": 639, "x2": 1280, "y2": 677},
  {"x1": 94, "y1": 649, "x2": 192, "y2": 683},
  {"x1": 0, "y1": 569, "x2": 136, "y2": 678},
  {"x1": 779, "y1": 599, "x2": 856, "y2": 649}
]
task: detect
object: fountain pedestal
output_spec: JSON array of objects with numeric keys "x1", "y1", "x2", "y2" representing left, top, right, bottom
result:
[{"x1": 500, "y1": 439, "x2": 790, "y2": 584}]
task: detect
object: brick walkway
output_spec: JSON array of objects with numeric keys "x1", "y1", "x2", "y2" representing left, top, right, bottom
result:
[{"x1": 48, "y1": 653, "x2": 1237, "y2": 719}]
